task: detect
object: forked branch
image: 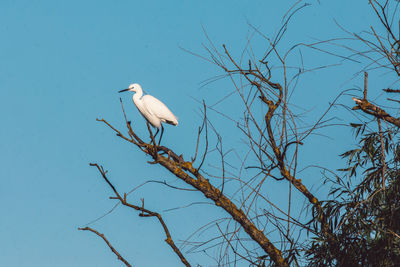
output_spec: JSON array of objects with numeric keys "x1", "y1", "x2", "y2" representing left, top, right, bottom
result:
[
  {"x1": 221, "y1": 45, "x2": 332, "y2": 240},
  {"x1": 88, "y1": 163, "x2": 191, "y2": 267},
  {"x1": 352, "y1": 72, "x2": 400, "y2": 128},
  {"x1": 97, "y1": 119, "x2": 289, "y2": 266},
  {"x1": 352, "y1": 97, "x2": 400, "y2": 128}
]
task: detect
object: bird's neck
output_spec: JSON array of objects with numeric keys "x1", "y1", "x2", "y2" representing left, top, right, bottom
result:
[{"x1": 133, "y1": 89, "x2": 143, "y2": 101}]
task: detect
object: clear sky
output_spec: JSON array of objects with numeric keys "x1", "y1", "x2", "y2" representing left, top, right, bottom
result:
[{"x1": 0, "y1": 1, "x2": 391, "y2": 266}]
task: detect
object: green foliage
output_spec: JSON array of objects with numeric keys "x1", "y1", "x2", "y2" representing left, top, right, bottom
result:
[{"x1": 306, "y1": 123, "x2": 400, "y2": 266}]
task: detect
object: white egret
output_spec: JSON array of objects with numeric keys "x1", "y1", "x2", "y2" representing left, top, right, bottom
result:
[{"x1": 119, "y1": 83, "x2": 178, "y2": 144}]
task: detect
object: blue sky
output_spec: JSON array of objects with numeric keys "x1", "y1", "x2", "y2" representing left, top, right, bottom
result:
[{"x1": 0, "y1": 1, "x2": 391, "y2": 266}]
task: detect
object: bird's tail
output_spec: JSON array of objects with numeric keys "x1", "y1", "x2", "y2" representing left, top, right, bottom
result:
[{"x1": 166, "y1": 119, "x2": 178, "y2": 126}]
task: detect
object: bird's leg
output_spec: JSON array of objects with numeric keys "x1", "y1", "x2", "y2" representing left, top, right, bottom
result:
[
  {"x1": 154, "y1": 128, "x2": 161, "y2": 150},
  {"x1": 146, "y1": 122, "x2": 158, "y2": 154},
  {"x1": 158, "y1": 125, "x2": 165, "y2": 146},
  {"x1": 154, "y1": 128, "x2": 160, "y2": 139}
]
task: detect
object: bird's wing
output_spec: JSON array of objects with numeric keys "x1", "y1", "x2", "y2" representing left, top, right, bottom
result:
[{"x1": 142, "y1": 95, "x2": 178, "y2": 125}]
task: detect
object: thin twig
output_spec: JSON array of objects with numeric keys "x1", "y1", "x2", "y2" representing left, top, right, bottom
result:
[
  {"x1": 377, "y1": 118, "x2": 386, "y2": 190},
  {"x1": 364, "y1": 72, "x2": 368, "y2": 100},
  {"x1": 78, "y1": 227, "x2": 132, "y2": 267},
  {"x1": 197, "y1": 101, "x2": 209, "y2": 172}
]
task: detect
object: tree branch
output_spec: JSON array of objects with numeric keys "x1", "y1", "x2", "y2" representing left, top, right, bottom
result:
[
  {"x1": 88, "y1": 163, "x2": 191, "y2": 267},
  {"x1": 78, "y1": 227, "x2": 132, "y2": 267},
  {"x1": 352, "y1": 97, "x2": 400, "y2": 128},
  {"x1": 97, "y1": 121, "x2": 289, "y2": 266}
]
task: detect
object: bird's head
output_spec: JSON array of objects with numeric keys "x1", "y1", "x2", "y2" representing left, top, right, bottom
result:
[{"x1": 119, "y1": 83, "x2": 142, "y2": 93}]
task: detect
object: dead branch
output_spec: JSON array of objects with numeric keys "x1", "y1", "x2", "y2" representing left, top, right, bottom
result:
[
  {"x1": 220, "y1": 45, "x2": 333, "y2": 242},
  {"x1": 352, "y1": 97, "x2": 400, "y2": 128},
  {"x1": 78, "y1": 226, "x2": 132, "y2": 267},
  {"x1": 384, "y1": 88, "x2": 400, "y2": 93},
  {"x1": 89, "y1": 163, "x2": 191, "y2": 267},
  {"x1": 97, "y1": 120, "x2": 289, "y2": 266}
]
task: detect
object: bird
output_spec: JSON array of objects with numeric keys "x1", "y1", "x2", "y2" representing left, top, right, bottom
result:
[{"x1": 119, "y1": 83, "x2": 178, "y2": 145}]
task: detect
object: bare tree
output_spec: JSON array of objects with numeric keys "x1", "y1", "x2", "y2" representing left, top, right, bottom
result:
[{"x1": 81, "y1": 1, "x2": 400, "y2": 266}]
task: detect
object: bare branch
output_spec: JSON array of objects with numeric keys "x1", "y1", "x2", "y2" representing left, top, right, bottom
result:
[
  {"x1": 97, "y1": 120, "x2": 289, "y2": 266},
  {"x1": 352, "y1": 97, "x2": 400, "y2": 127},
  {"x1": 88, "y1": 163, "x2": 191, "y2": 267},
  {"x1": 78, "y1": 227, "x2": 132, "y2": 267}
]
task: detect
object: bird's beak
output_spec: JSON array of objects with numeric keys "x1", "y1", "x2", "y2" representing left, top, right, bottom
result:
[{"x1": 118, "y1": 88, "x2": 130, "y2": 93}]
